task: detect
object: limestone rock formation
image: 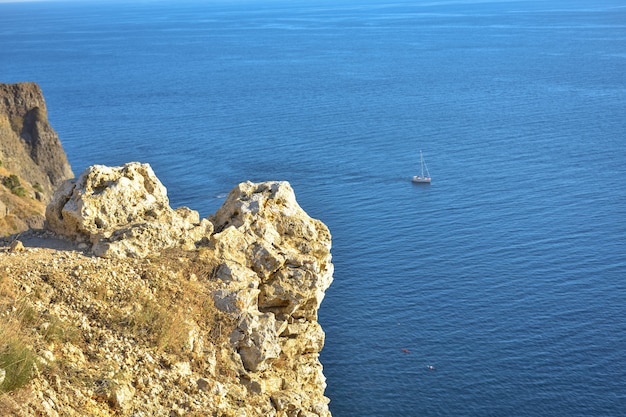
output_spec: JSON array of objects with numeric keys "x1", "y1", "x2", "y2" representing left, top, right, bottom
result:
[
  {"x1": 0, "y1": 82, "x2": 73, "y2": 199},
  {"x1": 208, "y1": 181, "x2": 333, "y2": 416},
  {"x1": 2, "y1": 165, "x2": 334, "y2": 416},
  {"x1": 45, "y1": 162, "x2": 213, "y2": 258}
]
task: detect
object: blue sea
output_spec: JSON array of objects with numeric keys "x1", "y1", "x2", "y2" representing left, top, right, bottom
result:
[{"x1": 2, "y1": 1, "x2": 626, "y2": 415}]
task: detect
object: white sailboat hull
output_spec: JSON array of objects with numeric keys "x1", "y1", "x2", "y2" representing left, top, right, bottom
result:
[{"x1": 412, "y1": 176, "x2": 431, "y2": 184}]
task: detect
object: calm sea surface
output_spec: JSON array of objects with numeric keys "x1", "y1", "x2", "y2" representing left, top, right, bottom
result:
[{"x1": 2, "y1": 1, "x2": 626, "y2": 415}]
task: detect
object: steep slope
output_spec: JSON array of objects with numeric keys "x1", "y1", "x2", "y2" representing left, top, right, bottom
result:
[
  {"x1": 0, "y1": 166, "x2": 47, "y2": 235},
  {"x1": 0, "y1": 82, "x2": 73, "y2": 236},
  {"x1": 0, "y1": 163, "x2": 333, "y2": 417},
  {"x1": 0, "y1": 82, "x2": 73, "y2": 196}
]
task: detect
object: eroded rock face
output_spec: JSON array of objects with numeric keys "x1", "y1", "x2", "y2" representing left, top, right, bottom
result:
[
  {"x1": 40, "y1": 167, "x2": 333, "y2": 416},
  {"x1": 45, "y1": 162, "x2": 213, "y2": 258},
  {"x1": 208, "y1": 181, "x2": 333, "y2": 416},
  {"x1": 0, "y1": 82, "x2": 73, "y2": 199},
  {"x1": 211, "y1": 181, "x2": 333, "y2": 321}
]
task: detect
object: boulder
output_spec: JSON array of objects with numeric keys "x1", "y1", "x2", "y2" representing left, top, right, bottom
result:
[
  {"x1": 45, "y1": 162, "x2": 212, "y2": 258},
  {"x1": 9, "y1": 239, "x2": 24, "y2": 252},
  {"x1": 211, "y1": 181, "x2": 333, "y2": 320},
  {"x1": 94, "y1": 379, "x2": 135, "y2": 413}
]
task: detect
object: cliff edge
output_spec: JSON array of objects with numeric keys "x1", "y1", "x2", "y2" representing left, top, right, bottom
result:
[
  {"x1": 0, "y1": 163, "x2": 333, "y2": 417},
  {"x1": 0, "y1": 82, "x2": 73, "y2": 235}
]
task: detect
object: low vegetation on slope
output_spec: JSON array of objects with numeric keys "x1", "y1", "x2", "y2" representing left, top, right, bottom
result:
[
  {"x1": 0, "y1": 243, "x2": 239, "y2": 416},
  {"x1": 0, "y1": 165, "x2": 47, "y2": 236}
]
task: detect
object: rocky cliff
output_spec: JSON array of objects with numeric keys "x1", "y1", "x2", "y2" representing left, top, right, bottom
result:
[
  {"x1": 0, "y1": 82, "x2": 73, "y2": 197},
  {"x1": 0, "y1": 163, "x2": 333, "y2": 417},
  {"x1": 0, "y1": 82, "x2": 74, "y2": 235}
]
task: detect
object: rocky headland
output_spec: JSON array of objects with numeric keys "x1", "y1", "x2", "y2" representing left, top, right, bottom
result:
[
  {"x1": 0, "y1": 83, "x2": 334, "y2": 416},
  {"x1": 0, "y1": 82, "x2": 73, "y2": 235}
]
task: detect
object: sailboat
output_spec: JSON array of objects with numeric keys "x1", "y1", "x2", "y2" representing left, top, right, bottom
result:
[{"x1": 412, "y1": 150, "x2": 431, "y2": 184}]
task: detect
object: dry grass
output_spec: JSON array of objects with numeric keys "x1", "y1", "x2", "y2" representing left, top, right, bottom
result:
[
  {"x1": 138, "y1": 249, "x2": 238, "y2": 380},
  {"x1": 0, "y1": 388, "x2": 32, "y2": 415},
  {"x1": 0, "y1": 271, "x2": 16, "y2": 301},
  {"x1": 0, "y1": 214, "x2": 28, "y2": 238},
  {"x1": 0, "y1": 330, "x2": 38, "y2": 393},
  {"x1": 139, "y1": 249, "x2": 236, "y2": 354},
  {"x1": 115, "y1": 293, "x2": 190, "y2": 354},
  {"x1": 40, "y1": 314, "x2": 80, "y2": 345},
  {"x1": 0, "y1": 275, "x2": 38, "y2": 395},
  {"x1": 0, "y1": 166, "x2": 46, "y2": 236},
  {"x1": 0, "y1": 245, "x2": 240, "y2": 415},
  {"x1": 56, "y1": 247, "x2": 235, "y2": 358}
]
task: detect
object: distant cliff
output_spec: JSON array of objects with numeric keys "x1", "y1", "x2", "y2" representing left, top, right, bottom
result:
[
  {"x1": 0, "y1": 82, "x2": 73, "y2": 235},
  {"x1": 0, "y1": 82, "x2": 73, "y2": 195}
]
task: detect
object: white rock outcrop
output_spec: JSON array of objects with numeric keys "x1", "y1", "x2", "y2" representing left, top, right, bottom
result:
[
  {"x1": 45, "y1": 162, "x2": 213, "y2": 258},
  {"x1": 34, "y1": 165, "x2": 333, "y2": 416},
  {"x1": 208, "y1": 181, "x2": 333, "y2": 416}
]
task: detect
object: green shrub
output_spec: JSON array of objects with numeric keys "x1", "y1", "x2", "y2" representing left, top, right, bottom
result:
[
  {"x1": 0, "y1": 337, "x2": 37, "y2": 393},
  {"x1": 33, "y1": 182, "x2": 43, "y2": 193},
  {"x1": 2, "y1": 175, "x2": 20, "y2": 191},
  {"x1": 2, "y1": 175, "x2": 28, "y2": 197},
  {"x1": 12, "y1": 187, "x2": 26, "y2": 197}
]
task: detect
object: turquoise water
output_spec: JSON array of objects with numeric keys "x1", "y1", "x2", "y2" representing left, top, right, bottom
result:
[{"x1": 2, "y1": 1, "x2": 626, "y2": 415}]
